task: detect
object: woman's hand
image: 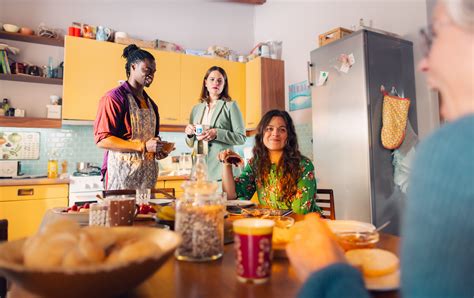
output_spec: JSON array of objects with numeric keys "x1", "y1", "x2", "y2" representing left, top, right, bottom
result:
[
  {"x1": 218, "y1": 149, "x2": 241, "y2": 165},
  {"x1": 144, "y1": 138, "x2": 160, "y2": 153},
  {"x1": 286, "y1": 213, "x2": 346, "y2": 282},
  {"x1": 196, "y1": 128, "x2": 217, "y2": 142},
  {"x1": 185, "y1": 124, "x2": 195, "y2": 137}
]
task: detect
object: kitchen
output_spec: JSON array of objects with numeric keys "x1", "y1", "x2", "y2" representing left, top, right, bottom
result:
[{"x1": 2, "y1": 0, "x2": 471, "y2": 297}]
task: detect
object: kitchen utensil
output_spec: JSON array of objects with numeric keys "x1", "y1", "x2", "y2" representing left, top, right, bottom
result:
[
  {"x1": 76, "y1": 162, "x2": 100, "y2": 173},
  {"x1": 375, "y1": 220, "x2": 391, "y2": 232}
]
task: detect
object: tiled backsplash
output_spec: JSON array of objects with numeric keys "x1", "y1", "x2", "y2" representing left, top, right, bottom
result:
[
  {"x1": 295, "y1": 123, "x2": 313, "y2": 160},
  {"x1": 1, "y1": 125, "x2": 255, "y2": 176}
]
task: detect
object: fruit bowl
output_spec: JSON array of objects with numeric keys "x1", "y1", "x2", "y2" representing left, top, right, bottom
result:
[{"x1": 0, "y1": 226, "x2": 181, "y2": 298}]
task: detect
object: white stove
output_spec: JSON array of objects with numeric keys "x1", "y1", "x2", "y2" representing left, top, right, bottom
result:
[{"x1": 69, "y1": 175, "x2": 103, "y2": 207}]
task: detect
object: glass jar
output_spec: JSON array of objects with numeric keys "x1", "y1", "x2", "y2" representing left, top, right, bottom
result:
[
  {"x1": 190, "y1": 154, "x2": 207, "y2": 181},
  {"x1": 175, "y1": 184, "x2": 225, "y2": 261}
]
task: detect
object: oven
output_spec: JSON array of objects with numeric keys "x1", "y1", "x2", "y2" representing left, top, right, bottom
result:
[{"x1": 68, "y1": 175, "x2": 103, "y2": 207}]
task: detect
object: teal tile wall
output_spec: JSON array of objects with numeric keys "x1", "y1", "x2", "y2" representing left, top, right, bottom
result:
[
  {"x1": 1, "y1": 125, "x2": 254, "y2": 175},
  {"x1": 295, "y1": 123, "x2": 313, "y2": 160}
]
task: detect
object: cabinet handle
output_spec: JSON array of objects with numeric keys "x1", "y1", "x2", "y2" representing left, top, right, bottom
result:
[
  {"x1": 164, "y1": 118, "x2": 178, "y2": 121},
  {"x1": 18, "y1": 188, "x2": 34, "y2": 196},
  {"x1": 248, "y1": 122, "x2": 255, "y2": 125},
  {"x1": 307, "y1": 61, "x2": 314, "y2": 86}
]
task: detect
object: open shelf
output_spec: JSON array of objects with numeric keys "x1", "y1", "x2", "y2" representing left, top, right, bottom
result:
[
  {"x1": 0, "y1": 73, "x2": 62, "y2": 85},
  {"x1": 0, "y1": 31, "x2": 64, "y2": 47},
  {"x1": 0, "y1": 116, "x2": 62, "y2": 128}
]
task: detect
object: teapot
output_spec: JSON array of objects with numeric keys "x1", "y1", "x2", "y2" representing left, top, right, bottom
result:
[{"x1": 96, "y1": 26, "x2": 112, "y2": 41}]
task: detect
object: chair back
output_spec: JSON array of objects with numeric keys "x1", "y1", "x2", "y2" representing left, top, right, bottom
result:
[
  {"x1": 316, "y1": 189, "x2": 336, "y2": 220},
  {"x1": 0, "y1": 219, "x2": 8, "y2": 298},
  {"x1": 102, "y1": 188, "x2": 176, "y2": 200}
]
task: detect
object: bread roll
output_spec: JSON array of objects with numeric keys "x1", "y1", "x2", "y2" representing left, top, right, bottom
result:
[
  {"x1": 345, "y1": 248, "x2": 399, "y2": 277},
  {"x1": 24, "y1": 233, "x2": 79, "y2": 269}
]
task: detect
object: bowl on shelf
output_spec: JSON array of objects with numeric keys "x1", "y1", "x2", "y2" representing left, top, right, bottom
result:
[{"x1": 3, "y1": 24, "x2": 20, "y2": 33}]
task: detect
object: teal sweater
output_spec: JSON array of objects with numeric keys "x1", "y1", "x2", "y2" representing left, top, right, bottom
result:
[{"x1": 299, "y1": 115, "x2": 474, "y2": 298}]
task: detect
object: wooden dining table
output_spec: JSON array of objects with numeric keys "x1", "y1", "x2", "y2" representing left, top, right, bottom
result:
[
  {"x1": 11, "y1": 214, "x2": 400, "y2": 298},
  {"x1": 131, "y1": 231, "x2": 400, "y2": 298}
]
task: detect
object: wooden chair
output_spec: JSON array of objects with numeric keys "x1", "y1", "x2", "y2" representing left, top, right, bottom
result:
[
  {"x1": 0, "y1": 219, "x2": 8, "y2": 298},
  {"x1": 102, "y1": 188, "x2": 176, "y2": 200},
  {"x1": 316, "y1": 189, "x2": 336, "y2": 220}
]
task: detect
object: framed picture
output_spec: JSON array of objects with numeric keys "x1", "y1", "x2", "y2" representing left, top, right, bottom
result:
[{"x1": 289, "y1": 80, "x2": 312, "y2": 111}]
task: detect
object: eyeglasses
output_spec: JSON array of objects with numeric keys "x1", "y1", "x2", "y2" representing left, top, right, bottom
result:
[
  {"x1": 264, "y1": 126, "x2": 287, "y2": 134},
  {"x1": 419, "y1": 25, "x2": 435, "y2": 57}
]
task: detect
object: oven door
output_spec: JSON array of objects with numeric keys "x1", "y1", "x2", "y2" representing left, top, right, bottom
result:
[{"x1": 69, "y1": 192, "x2": 101, "y2": 207}]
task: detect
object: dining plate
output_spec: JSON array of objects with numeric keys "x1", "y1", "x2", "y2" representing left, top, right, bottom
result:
[
  {"x1": 149, "y1": 198, "x2": 173, "y2": 205},
  {"x1": 225, "y1": 200, "x2": 256, "y2": 207},
  {"x1": 365, "y1": 269, "x2": 400, "y2": 291}
]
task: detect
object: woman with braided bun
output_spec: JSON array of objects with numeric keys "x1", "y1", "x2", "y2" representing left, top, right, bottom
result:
[{"x1": 94, "y1": 44, "x2": 170, "y2": 190}]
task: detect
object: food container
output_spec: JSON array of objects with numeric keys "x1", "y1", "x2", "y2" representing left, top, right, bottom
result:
[
  {"x1": 175, "y1": 181, "x2": 225, "y2": 261},
  {"x1": 334, "y1": 231, "x2": 379, "y2": 251}
]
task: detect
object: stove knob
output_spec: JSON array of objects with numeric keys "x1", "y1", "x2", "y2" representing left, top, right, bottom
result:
[
  {"x1": 85, "y1": 184, "x2": 91, "y2": 190},
  {"x1": 92, "y1": 183, "x2": 100, "y2": 189}
]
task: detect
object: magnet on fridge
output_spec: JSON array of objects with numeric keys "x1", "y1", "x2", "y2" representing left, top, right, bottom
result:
[
  {"x1": 348, "y1": 53, "x2": 355, "y2": 65},
  {"x1": 317, "y1": 71, "x2": 329, "y2": 86}
]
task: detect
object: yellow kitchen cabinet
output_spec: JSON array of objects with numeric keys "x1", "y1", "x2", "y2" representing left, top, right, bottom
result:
[
  {"x1": 63, "y1": 37, "x2": 181, "y2": 124},
  {"x1": 163, "y1": 179, "x2": 186, "y2": 198},
  {"x1": 154, "y1": 181, "x2": 165, "y2": 189},
  {"x1": 0, "y1": 184, "x2": 68, "y2": 240},
  {"x1": 180, "y1": 55, "x2": 246, "y2": 124},
  {"x1": 245, "y1": 57, "x2": 285, "y2": 130}
]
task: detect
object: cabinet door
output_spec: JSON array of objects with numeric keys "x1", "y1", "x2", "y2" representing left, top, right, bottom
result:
[
  {"x1": 63, "y1": 36, "x2": 125, "y2": 120},
  {"x1": 0, "y1": 198, "x2": 68, "y2": 240},
  {"x1": 146, "y1": 50, "x2": 181, "y2": 125},
  {"x1": 245, "y1": 58, "x2": 262, "y2": 129},
  {"x1": 180, "y1": 56, "x2": 246, "y2": 124}
]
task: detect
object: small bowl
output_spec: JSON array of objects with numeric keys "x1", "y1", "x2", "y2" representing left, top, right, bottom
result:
[
  {"x1": 19, "y1": 27, "x2": 34, "y2": 35},
  {"x1": 334, "y1": 231, "x2": 379, "y2": 251},
  {"x1": 3, "y1": 24, "x2": 20, "y2": 33}
]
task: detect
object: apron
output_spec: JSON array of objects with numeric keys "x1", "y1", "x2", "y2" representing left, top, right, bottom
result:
[{"x1": 106, "y1": 93, "x2": 158, "y2": 190}]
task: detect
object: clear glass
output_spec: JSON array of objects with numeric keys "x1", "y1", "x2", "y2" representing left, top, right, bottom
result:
[
  {"x1": 175, "y1": 190, "x2": 225, "y2": 262},
  {"x1": 190, "y1": 154, "x2": 207, "y2": 181},
  {"x1": 178, "y1": 153, "x2": 192, "y2": 175},
  {"x1": 136, "y1": 188, "x2": 151, "y2": 205}
]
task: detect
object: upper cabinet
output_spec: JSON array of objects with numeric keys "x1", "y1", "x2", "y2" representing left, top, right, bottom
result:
[
  {"x1": 179, "y1": 55, "x2": 245, "y2": 124},
  {"x1": 245, "y1": 57, "x2": 285, "y2": 130},
  {"x1": 62, "y1": 37, "x2": 283, "y2": 131}
]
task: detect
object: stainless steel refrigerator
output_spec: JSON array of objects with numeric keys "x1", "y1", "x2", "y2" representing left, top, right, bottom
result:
[{"x1": 310, "y1": 30, "x2": 418, "y2": 235}]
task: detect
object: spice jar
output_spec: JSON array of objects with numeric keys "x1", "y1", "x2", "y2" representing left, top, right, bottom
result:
[{"x1": 175, "y1": 181, "x2": 226, "y2": 261}]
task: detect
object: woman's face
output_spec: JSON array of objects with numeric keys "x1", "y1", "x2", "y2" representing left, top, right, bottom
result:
[
  {"x1": 263, "y1": 116, "x2": 288, "y2": 152},
  {"x1": 205, "y1": 70, "x2": 225, "y2": 99},
  {"x1": 131, "y1": 59, "x2": 156, "y2": 88},
  {"x1": 418, "y1": 3, "x2": 474, "y2": 121}
]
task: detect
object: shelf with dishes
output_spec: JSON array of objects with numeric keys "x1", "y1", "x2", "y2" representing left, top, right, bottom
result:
[
  {"x1": 0, "y1": 116, "x2": 62, "y2": 129},
  {"x1": 0, "y1": 73, "x2": 62, "y2": 85},
  {"x1": 0, "y1": 31, "x2": 64, "y2": 47}
]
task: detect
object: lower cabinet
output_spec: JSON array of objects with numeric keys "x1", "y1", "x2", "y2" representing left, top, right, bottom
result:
[{"x1": 0, "y1": 184, "x2": 68, "y2": 240}]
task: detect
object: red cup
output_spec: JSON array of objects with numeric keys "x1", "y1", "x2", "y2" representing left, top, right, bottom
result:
[
  {"x1": 73, "y1": 27, "x2": 81, "y2": 37},
  {"x1": 68, "y1": 26, "x2": 74, "y2": 36},
  {"x1": 233, "y1": 218, "x2": 275, "y2": 284}
]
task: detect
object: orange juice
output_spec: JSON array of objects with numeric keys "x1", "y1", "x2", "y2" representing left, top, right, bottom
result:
[{"x1": 47, "y1": 159, "x2": 58, "y2": 178}]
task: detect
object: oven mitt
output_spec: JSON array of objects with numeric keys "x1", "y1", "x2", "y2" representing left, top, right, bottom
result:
[{"x1": 381, "y1": 93, "x2": 410, "y2": 150}]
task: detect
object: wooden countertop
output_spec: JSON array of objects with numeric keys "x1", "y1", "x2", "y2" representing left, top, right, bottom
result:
[{"x1": 0, "y1": 177, "x2": 70, "y2": 187}]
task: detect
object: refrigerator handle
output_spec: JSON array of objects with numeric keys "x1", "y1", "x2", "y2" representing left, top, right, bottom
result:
[{"x1": 307, "y1": 61, "x2": 314, "y2": 86}]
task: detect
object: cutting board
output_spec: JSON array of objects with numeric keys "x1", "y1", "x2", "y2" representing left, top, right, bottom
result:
[{"x1": 0, "y1": 132, "x2": 40, "y2": 160}]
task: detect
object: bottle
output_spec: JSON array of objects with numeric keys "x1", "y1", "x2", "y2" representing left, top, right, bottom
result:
[
  {"x1": 2, "y1": 99, "x2": 10, "y2": 116},
  {"x1": 48, "y1": 159, "x2": 58, "y2": 178}
]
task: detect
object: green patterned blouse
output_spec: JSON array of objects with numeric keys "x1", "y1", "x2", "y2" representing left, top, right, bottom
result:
[{"x1": 235, "y1": 157, "x2": 321, "y2": 215}]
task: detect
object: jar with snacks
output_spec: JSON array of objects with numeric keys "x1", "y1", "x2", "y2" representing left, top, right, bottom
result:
[{"x1": 175, "y1": 180, "x2": 226, "y2": 261}]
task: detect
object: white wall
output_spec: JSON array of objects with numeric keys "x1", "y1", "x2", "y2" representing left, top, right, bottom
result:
[{"x1": 254, "y1": 0, "x2": 439, "y2": 139}]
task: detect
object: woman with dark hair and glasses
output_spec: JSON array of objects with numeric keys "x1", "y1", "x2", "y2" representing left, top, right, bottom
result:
[
  {"x1": 185, "y1": 66, "x2": 246, "y2": 182},
  {"x1": 94, "y1": 44, "x2": 171, "y2": 190},
  {"x1": 219, "y1": 109, "x2": 321, "y2": 214},
  {"x1": 287, "y1": 0, "x2": 474, "y2": 297}
]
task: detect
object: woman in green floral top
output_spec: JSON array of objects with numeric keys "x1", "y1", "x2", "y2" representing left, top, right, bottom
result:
[{"x1": 219, "y1": 110, "x2": 321, "y2": 214}]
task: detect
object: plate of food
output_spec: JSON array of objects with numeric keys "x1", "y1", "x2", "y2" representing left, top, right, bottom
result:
[
  {"x1": 225, "y1": 200, "x2": 256, "y2": 207},
  {"x1": 345, "y1": 248, "x2": 400, "y2": 291}
]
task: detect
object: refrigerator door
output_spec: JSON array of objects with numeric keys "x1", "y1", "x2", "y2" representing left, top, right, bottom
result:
[{"x1": 311, "y1": 31, "x2": 372, "y2": 222}]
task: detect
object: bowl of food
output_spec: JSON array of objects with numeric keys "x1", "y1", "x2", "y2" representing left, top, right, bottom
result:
[
  {"x1": 325, "y1": 220, "x2": 378, "y2": 251},
  {"x1": 0, "y1": 219, "x2": 181, "y2": 298},
  {"x1": 3, "y1": 24, "x2": 20, "y2": 33},
  {"x1": 158, "y1": 141, "x2": 175, "y2": 155}
]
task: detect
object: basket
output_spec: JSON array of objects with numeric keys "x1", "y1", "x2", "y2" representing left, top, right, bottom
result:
[{"x1": 319, "y1": 27, "x2": 353, "y2": 46}]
